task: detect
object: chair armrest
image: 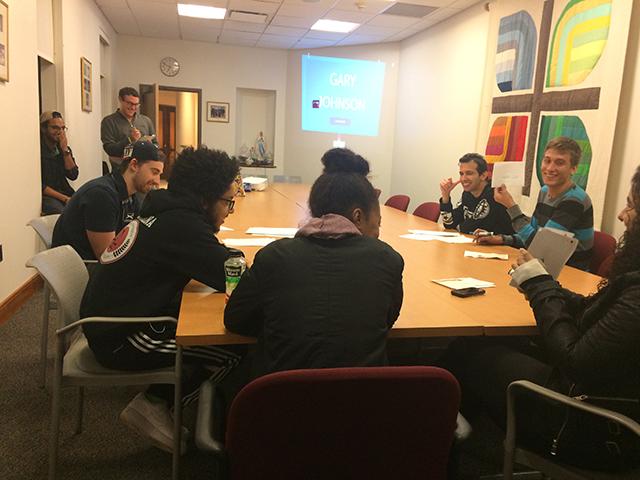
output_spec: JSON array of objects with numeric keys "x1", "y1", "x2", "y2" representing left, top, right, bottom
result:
[
  {"x1": 195, "y1": 379, "x2": 227, "y2": 458},
  {"x1": 507, "y1": 380, "x2": 640, "y2": 437},
  {"x1": 454, "y1": 412, "x2": 472, "y2": 444},
  {"x1": 56, "y1": 316, "x2": 177, "y2": 336}
]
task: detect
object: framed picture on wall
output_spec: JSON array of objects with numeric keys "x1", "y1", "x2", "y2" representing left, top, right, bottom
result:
[
  {"x1": 207, "y1": 101, "x2": 230, "y2": 123},
  {"x1": 80, "y1": 57, "x2": 92, "y2": 112},
  {"x1": 0, "y1": 1, "x2": 9, "y2": 82}
]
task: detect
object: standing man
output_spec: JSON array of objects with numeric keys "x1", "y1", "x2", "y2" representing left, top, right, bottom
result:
[
  {"x1": 52, "y1": 141, "x2": 163, "y2": 260},
  {"x1": 40, "y1": 111, "x2": 79, "y2": 214},
  {"x1": 439, "y1": 153, "x2": 514, "y2": 234},
  {"x1": 477, "y1": 137, "x2": 594, "y2": 271},
  {"x1": 101, "y1": 86, "x2": 157, "y2": 171}
]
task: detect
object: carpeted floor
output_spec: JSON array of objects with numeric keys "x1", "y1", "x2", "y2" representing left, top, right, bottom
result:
[{"x1": 0, "y1": 289, "x2": 508, "y2": 479}]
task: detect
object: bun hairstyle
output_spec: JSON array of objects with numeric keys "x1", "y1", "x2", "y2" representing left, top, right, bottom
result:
[
  {"x1": 321, "y1": 148, "x2": 370, "y2": 176},
  {"x1": 309, "y1": 172, "x2": 378, "y2": 219}
]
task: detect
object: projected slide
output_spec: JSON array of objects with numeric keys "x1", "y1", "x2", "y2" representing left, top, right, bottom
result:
[{"x1": 301, "y1": 55, "x2": 386, "y2": 137}]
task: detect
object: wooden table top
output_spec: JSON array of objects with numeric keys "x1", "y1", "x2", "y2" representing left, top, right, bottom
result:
[{"x1": 177, "y1": 183, "x2": 602, "y2": 346}]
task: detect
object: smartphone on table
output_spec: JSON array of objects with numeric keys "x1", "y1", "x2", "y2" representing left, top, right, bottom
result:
[{"x1": 451, "y1": 287, "x2": 485, "y2": 298}]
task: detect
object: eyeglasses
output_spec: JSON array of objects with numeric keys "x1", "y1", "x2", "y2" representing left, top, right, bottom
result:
[
  {"x1": 123, "y1": 100, "x2": 141, "y2": 108},
  {"x1": 49, "y1": 125, "x2": 68, "y2": 132},
  {"x1": 219, "y1": 197, "x2": 235, "y2": 211}
]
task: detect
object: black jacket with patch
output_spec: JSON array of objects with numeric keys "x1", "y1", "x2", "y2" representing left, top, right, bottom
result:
[{"x1": 440, "y1": 184, "x2": 514, "y2": 234}]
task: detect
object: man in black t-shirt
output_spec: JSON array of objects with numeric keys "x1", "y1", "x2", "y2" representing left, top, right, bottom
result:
[
  {"x1": 439, "y1": 153, "x2": 514, "y2": 235},
  {"x1": 52, "y1": 141, "x2": 164, "y2": 260}
]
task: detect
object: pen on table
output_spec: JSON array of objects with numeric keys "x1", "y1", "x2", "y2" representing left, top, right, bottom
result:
[{"x1": 476, "y1": 231, "x2": 494, "y2": 237}]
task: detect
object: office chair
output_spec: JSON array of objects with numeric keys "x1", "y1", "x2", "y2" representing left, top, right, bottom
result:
[
  {"x1": 26, "y1": 246, "x2": 183, "y2": 480},
  {"x1": 503, "y1": 380, "x2": 640, "y2": 480},
  {"x1": 385, "y1": 194, "x2": 411, "y2": 212},
  {"x1": 196, "y1": 366, "x2": 462, "y2": 480},
  {"x1": 27, "y1": 214, "x2": 61, "y2": 387},
  {"x1": 413, "y1": 201, "x2": 441, "y2": 222},
  {"x1": 591, "y1": 230, "x2": 617, "y2": 277}
]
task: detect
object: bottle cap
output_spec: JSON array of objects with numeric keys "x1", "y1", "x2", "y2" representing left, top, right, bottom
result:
[{"x1": 227, "y1": 248, "x2": 244, "y2": 258}]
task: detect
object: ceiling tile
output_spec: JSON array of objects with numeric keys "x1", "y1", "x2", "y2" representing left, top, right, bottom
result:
[
  {"x1": 264, "y1": 25, "x2": 308, "y2": 37},
  {"x1": 384, "y1": 29, "x2": 420, "y2": 42},
  {"x1": 304, "y1": 30, "x2": 347, "y2": 41},
  {"x1": 367, "y1": 14, "x2": 421, "y2": 28},
  {"x1": 228, "y1": 0, "x2": 281, "y2": 15},
  {"x1": 271, "y1": 15, "x2": 316, "y2": 28},
  {"x1": 293, "y1": 38, "x2": 337, "y2": 49},
  {"x1": 353, "y1": 24, "x2": 397, "y2": 36},
  {"x1": 95, "y1": 0, "x2": 128, "y2": 8},
  {"x1": 219, "y1": 30, "x2": 262, "y2": 41},
  {"x1": 337, "y1": 34, "x2": 386, "y2": 46},
  {"x1": 282, "y1": 0, "x2": 335, "y2": 7},
  {"x1": 174, "y1": 0, "x2": 228, "y2": 6},
  {"x1": 277, "y1": 3, "x2": 332, "y2": 18},
  {"x1": 331, "y1": 0, "x2": 390, "y2": 15},
  {"x1": 181, "y1": 28, "x2": 221, "y2": 43},
  {"x1": 179, "y1": 16, "x2": 224, "y2": 30},
  {"x1": 256, "y1": 34, "x2": 299, "y2": 48},
  {"x1": 223, "y1": 20, "x2": 267, "y2": 33},
  {"x1": 128, "y1": 1, "x2": 180, "y2": 37},
  {"x1": 449, "y1": 0, "x2": 483, "y2": 9},
  {"x1": 323, "y1": 9, "x2": 375, "y2": 23},
  {"x1": 98, "y1": 6, "x2": 141, "y2": 35}
]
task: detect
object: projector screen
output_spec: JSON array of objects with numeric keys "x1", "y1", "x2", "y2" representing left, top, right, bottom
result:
[{"x1": 301, "y1": 55, "x2": 386, "y2": 137}]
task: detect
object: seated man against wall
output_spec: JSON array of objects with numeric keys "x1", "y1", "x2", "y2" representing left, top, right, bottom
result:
[
  {"x1": 477, "y1": 137, "x2": 594, "y2": 271},
  {"x1": 439, "y1": 153, "x2": 514, "y2": 235},
  {"x1": 101, "y1": 86, "x2": 157, "y2": 171},
  {"x1": 52, "y1": 141, "x2": 163, "y2": 260},
  {"x1": 80, "y1": 146, "x2": 244, "y2": 453},
  {"x1": 40, "y1": 111, "x2": 79, "y2": 214}
]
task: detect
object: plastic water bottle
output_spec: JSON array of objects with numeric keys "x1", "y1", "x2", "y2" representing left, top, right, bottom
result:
[{"x1": 224, "y1": 249, "x2": 246, "y2": 303}]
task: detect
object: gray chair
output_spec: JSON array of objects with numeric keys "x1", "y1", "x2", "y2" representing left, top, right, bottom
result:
[
  {"x1": 504, "y1": 380, "x2": 640, "y2": 480},
  {"x1": 26, "y1": 246, "x2": 183, "y2": 480},
  {"x1": 272, "y1": 175, "x2": 302, "y2": 183},
  {"x1": 27, "y1": 214, "x2": 61, "y2": 387}
]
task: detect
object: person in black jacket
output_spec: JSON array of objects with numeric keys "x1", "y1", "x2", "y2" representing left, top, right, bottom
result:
[
  {"x1": 79, "y1": 147, "x2": 243, "y2": 454},
  {"x1": 224, "y1": 167, "x2": 405, "y2": 378},
  {"x1": 445, "y1": 167, "x2": 640, "y2": 471},
  {"x1": 439, "y1": 153, "x2": 514, "y2": 235}
]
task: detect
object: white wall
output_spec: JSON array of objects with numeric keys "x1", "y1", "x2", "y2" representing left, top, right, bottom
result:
[
  {"x1": 391, "y1": 3, "x2": 491, "y2": 213},
  {"x1": 0, "y1": 0, "x2": 42, "y2": 302},
  {"x1": 115, "y1": 36, "x2": 288, "y2": 175},
  {"x1": 283, "y1": 43, "x2": 400, "y2": 196}
]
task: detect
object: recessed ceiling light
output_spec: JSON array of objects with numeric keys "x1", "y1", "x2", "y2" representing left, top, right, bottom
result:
[
  {"x1": 311, "y1": 19, "x2": 359, "y2": 33},
  {"x1": 177, "y1": 3, "x2": 226, "y2": 20}
]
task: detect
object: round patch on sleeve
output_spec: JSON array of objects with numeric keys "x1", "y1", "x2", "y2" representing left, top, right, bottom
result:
[{"x1": 101, "y1": 220, "x2": 139, "y2": 264}]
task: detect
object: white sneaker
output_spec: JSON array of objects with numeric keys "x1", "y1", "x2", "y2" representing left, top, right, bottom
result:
[{"x1": 119, "y1": 392, "x2": 188, "y2": 455}]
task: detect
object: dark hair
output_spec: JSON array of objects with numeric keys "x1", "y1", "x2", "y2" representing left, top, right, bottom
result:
[
  {"x1": 608, "y1": 166, "x2": 640, "y2": 280},
  {"x1": 118, "y1": 87, "x2": 140, "y2": 99},
  {"x1": 321, "y1": 148, "x2": 370, "y2": 176},
  {"x1": 545, "y1": 136, "x2": 581, "y2": 167},
  {"x1": 459, "y1": 153, "x2": 488, "y2": 175},
  {"x1": 309, "y1": 172, "x2": 378, "y2": 219},
  {"x1": 168, "y1": 147, "x2": 239, "y2": 204}
]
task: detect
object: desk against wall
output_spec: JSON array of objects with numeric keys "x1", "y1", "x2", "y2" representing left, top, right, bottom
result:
[{"x1": 176, "y1": 183, "x2": 601, "y2": 346}]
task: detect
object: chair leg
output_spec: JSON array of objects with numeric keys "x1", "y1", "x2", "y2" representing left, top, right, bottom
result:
[
  {"x1": 75, "y1": 387, "x2": 85, "y2": 434},
  {"x1": 48, "y1": 365, "x2": 63, "y2": 479},
  {"x1": 172, "y1": 345, "x2": 183, "y2": 480},
  {"x1": 40, "y1": 284, "x2": 51, "y2": 388}
]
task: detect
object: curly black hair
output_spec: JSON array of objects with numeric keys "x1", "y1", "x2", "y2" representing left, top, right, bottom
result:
[
  {"x1": 309, "y1": 172, "x2": 378, "y2": 219},
  {"x1": 459, "y1": 153, "x2": 488, "y2": 175},
  {"x1": 608, "y1": 166, "x2": 640, "y2": 280},
  {"x1": 168, "y1": 147, "x2": 239, "y2": 203},
  {"x1": 321, "y1": 148, "x2": 370, "y2": 176}
]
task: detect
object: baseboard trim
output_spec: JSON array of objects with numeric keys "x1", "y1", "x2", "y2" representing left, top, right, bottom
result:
[{"x1": 0, "y1": 275, "x2": 43, "y2": 325}]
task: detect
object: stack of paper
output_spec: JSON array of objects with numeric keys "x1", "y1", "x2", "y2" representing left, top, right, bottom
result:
[
  {"x1": 400, "y1": 230, "x2": 473, "y2": 243},
  {"x1": 246, "y1": 227, "x2": 298, "y2": 238},
  {"x1": 464, "y1": 250, "x2": 509, "y2": 260},
  {"x1": 224, "y1": 237, "x2": 276, "y2": 247},
  {"x1": 432, "y1": 277, "x2": 496, "y2": 289}
]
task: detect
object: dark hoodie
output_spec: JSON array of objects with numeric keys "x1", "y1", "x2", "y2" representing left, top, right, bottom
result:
[{"x1": 79, "y1": 189, "x2": 231, "y2": 353}]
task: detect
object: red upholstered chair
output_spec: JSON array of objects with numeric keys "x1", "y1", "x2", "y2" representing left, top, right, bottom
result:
[
  {"x1": 413, "y1": 201, "x2": 441, "y2": 222},
  {"x1": 385, "y1": 194, "x2": 411, "y2": 212},
  {"x1": 196, "y1": 366, "x2": 461, "y2": 480},
  {"x1": 591, "y1": 230, "x2": 617, "y2": 277}
]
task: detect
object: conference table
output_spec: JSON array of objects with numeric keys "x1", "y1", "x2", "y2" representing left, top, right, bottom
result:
[{"x1": 176, "y1": 183, "x2": 602, "y2": 346}]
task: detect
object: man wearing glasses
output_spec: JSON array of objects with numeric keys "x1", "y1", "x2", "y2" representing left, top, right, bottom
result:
[
  {"x1": 79, "y1": 147, "x2": 243, "y2": 454},
  {"x1": 40, "y1": 111, "x2": 79, "y2": 214},
  {"x1": 101, "y1": 86, "x2": 157, "y2": 171}
]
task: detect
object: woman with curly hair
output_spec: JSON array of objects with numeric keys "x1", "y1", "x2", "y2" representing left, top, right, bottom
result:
[{"x1": 447, "y1": 167, "x2": 640, "y2": 471}]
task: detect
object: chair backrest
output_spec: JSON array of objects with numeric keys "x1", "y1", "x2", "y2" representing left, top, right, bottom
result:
[
  {"x1": 225, "y1": 366, "x2": 460, "y2": 480},
  {"x1": 273, "y1": 175, "x2": 302, "y2": 184},
  {"x1": 591, "y1": 230, "x2": 617, "y2": 277},
  {"x1": 413, "y1": 202, "x2": 440, "y2": 222},
  {"x1": 385, "y1": 194, "x2": 411, "y2": 212},
  {"x1": 26, "y1": 245, "x2": 89, "y2": 328},
  {"x1": 28, "y1": 214, "x2": 61, "y2": 248}
]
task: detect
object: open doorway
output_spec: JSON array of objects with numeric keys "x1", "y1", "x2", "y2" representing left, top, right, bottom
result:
[{"x1": 141, "y1": 86, "x2": 201, "y2": 179}]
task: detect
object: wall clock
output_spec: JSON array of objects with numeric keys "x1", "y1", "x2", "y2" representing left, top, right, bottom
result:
[{"x1": 160, "y1": 56, "x2": 180, "y2": 77}]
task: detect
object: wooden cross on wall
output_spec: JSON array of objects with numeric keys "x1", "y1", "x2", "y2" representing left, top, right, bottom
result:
[{"x1": 491, "y1": 0, "x2": 601, "y2": 195}]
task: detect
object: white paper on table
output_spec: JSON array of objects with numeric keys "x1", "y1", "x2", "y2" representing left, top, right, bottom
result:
[
  {"x1": 219, "y1": 226, "x2": 233, "y2": 231},
  {"x1": 431, "y1": 236, "x2": 474, "y2": 244},
  {"x1": 432, "y1": 277, "x2": 496, "y2": 289},
  {"x1": 464, "y1": 250, "x2": 509, "y2": 260},
  {"x1": 224, "y1": 237, "x2": 277, "y2": 247},
  {"x1": 400, "y1": 233, "x2": 439, "y2": 241},
  {"x1": 491, "y1": 162, "x2": 525, "y2": 188},
  {"x1": 246, "y1": 227, "x2": 298, "y2": 238},
  {"x1": 408, "y1": 229, "x2": 460, "y2": 237}
]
